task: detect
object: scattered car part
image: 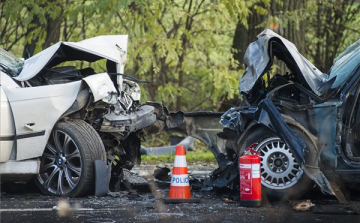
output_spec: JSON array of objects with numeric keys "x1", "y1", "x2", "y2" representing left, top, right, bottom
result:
[
  {"x1": 292, "y1": 200, "x2": 315, "y2": 211},
  {"x1": 153, "y1": 167, "x2": 171, "y2": 181},
  {"x1": 120, "y1": 169, "x2": 149, "y2": 191},
  {"x1": 94, "y1": 160, "x2": 112, "y2": 197},
  {"x1": 140, "y1": 136, "x2": 195, "y2": 156}
]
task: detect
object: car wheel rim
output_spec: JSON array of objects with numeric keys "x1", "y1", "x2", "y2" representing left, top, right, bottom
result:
[
  {"x1": 256, "y1": 137, "x2": 303, "y2": 190},
  {"x1": 37, "y1": 130, "x2": 82, "y2": 195}
]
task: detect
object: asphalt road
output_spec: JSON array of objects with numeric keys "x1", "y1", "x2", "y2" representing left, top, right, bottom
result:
[{"x1": 1, "y1": 165, "x2": 360, "y2": 223}]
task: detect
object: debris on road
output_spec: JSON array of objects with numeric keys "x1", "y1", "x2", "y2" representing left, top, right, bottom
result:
[
  {"x1": 121, "y1": 169, "x2": 149, "y2": 191},
  {"x1": 153, "y1": 166, "x2": 171, "y2": 181},
  {"x1": 292, "y1": 200, "x2": 315, "y2": 211},
  {"x1": 222, "y1": 198, "x2": 236, "y2": 204},
  {"x1": 95, "y1": 160, "x2": 112, "y2": 197},
  {"x1": 140, "y1": 136, "x2": 195, "y2": 156}
]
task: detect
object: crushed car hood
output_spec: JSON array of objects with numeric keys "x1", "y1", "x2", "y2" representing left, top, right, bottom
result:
[
  {"x1": 15, "y1": 35, "x2": 128, "y2": 81},
  {"x1": 240, "y1": 29, "x2": 332, "y2": 95}
]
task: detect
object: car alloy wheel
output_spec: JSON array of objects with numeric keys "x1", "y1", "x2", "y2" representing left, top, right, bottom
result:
[
  {"x1": 256, "y1": 137, "x2": 303, "y2": 190},
  {"x1": 37, "y1": 130, "x2": 82, "y2": 195}
]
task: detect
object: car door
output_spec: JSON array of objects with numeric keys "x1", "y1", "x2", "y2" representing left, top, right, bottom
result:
[
  {"x1": 340, "y1": 67, "x2": 360, "y2": 162},
  {"x1": 2, "y1": 77, "x2": 82, "y2": 161},
  {"x1": 0, "y1": 84, "x2": 16, "y2": 162}
]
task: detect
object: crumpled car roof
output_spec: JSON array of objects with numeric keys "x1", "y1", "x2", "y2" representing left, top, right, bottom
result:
[
  {"x1": 15, "y1": 35, "x2": 128, "y2": 81},
  {"x1": 240, "y1": 29, "x2": 330, "y2": 95}
]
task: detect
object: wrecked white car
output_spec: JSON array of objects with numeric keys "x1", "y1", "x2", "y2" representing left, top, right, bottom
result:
[
  {"x1": 215, "y1": 29, "x2": 360, "y2": 202},
  {"x1": 0, "y1": 36, "x2": 159, "y2": 196}
]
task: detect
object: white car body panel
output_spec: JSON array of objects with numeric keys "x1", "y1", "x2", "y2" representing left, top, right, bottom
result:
[
  {"x1": 83, "y1": 73, "x2": 117, "y2": 103},
  {"x1": 0, "y1": 77, "x2": 16, "y2": 162},
  {"x1": 2, "y1": 80, "x2": 82, "y2": 161},
  {"x1": 14, "y1": 35, "x2": 128, "y2": 82},
  {"x1": 0, "y1": 160, "x2": 40, "y2": 175},
  {"x1": 1, "y1": 71, "x2": 21, "y2": 89}
]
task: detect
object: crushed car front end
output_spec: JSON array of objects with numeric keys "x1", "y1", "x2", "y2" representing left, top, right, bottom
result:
[
  {"x1": 215, "y1": 29, "x2": 360, "y2": 201},
  {"x1": 0, "y1": 36, "x2": 160, "y2": 196}
]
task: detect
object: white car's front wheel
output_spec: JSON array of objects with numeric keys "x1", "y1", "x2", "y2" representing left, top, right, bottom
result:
[{"x1": 35, "y1": 119, "x2": 106, "y2": 197}]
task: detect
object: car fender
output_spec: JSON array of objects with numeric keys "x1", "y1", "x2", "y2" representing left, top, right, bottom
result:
[
  {"x1": 236, "y1": 103, "x2": 336, "y2": 197},
  {"x1": 0, "y1": 84, "x2": 16, "y2": 162},
  {"x1": 3, "y1": 80, "x2": 82, "y2": 161},
  {"x1": 83, "y1": 73, "x2": 117, "y2": 104}
]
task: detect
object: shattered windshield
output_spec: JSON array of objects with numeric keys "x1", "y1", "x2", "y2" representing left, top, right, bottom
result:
[
  {"x1": 0, "y1": 48, "x2": 24, "y2": 77},
  {"x1": 328, "y1": 39, "x2": 360, "y2": 89}
]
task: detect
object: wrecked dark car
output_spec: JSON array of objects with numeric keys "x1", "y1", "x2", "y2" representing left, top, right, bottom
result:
[{"x1": 214, "y1": 29, "x2": 360, "y2": 202}]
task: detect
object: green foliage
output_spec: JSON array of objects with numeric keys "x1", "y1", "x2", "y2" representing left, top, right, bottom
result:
[
  {"x1": 101, "y1": 0, "x2": 258, "y2": 111},
  {"x1": 141, "y1": 133, "x2": 216, "y2": 164},
  {"x1": 2, "y1": 0, "x2": 359, "y2": 112},
  {"x1": 303, "y1": 0, "x2": 360, "y2": 71},
  {"x1": 141, "y1": 149, "x2": 216, "y2": 164},
  {"x1": 1, "y1": 0, "x2": 260, "y2": 111}
]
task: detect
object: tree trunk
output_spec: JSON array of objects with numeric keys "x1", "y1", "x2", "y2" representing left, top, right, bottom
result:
[
  {"x1": 22, "y1": 15, "x2": 41, "y2": 59},
  {"x1": 232, "y1": 0, "x2": 307, "y2": 69},
  {"x1": 22, "y1": 2, "x2": 63, "y2": 58},
  {"x1": 232, "y1": 8, "x2": 266, "y2": 66},
  {"x1": 310, "y1": 0, "x2": 360, "y2": 72},
  {"x1": 42, "y1": 13, "x2": 63, "y2": 49}
]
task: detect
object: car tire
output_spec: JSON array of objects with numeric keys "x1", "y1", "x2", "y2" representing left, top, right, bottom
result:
[
  {"x1": 240, "y1": 126, "x2": 314, "y2": 200},
  {"x1": 34, "y1": 119, "x2": 106, "y2": 197}
]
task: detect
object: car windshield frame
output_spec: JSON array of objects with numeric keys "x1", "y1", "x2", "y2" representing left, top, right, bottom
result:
[
  {"x1": 0, "y1": 48, "x2": 24, "y2": 77},
  {"x1": 328, "y1": 39, "x2": 360, "y2": 89}
]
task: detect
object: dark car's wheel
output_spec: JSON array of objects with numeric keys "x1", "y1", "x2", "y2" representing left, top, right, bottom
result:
[
  {"x1": 240, "y1": 126, "x2": 314, "y2": 200},
  {"x1": 35, "y1": 119, "x2": 106, "y2": 197}
]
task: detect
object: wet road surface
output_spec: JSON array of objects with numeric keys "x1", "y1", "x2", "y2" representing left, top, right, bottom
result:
[{"x1": 1, "y1": 165, "x2": 360, "y2": 223}]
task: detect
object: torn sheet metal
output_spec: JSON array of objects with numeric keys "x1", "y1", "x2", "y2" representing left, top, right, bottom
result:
[
  {"x1": 140, "y1": 136, "x2": 195, "y2": 156},
  {"x1": 219, "y1": 101, "x2": 339, "y2": 196},
  {"x1": 166, "y1": 111, "x2": 227, "y2": 162},
  {"x1": 101, "y1": 105, "x2": 156, "y2": 133},
  {"x1": 240, "y1": 29, "x2": 329, "y2": 95},
  {"x1": 256, "y1": 98, "x2": 306, "y2": 163},
  {"x1": 121, "y1": 169, "x2": 149, "y2": 190},
  {"x1": 15, "y1": 35, "x2": 128, "y2": 81},
  {"x1": 143, "y1": 104, "x2": 230, "y2": 168},
  {"x1": 204, "y1": 159, "x2": 238, "y2": 189},
  {"x1": 222, "y1": 99, "x2": 305, "y2": 164},
  {"x1": 83, "y1": 73, "x2": 118, "y2": 103}
]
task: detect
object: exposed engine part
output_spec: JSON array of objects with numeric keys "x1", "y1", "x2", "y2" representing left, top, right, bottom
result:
[
  {"x1": 100, "y1": 105, "x2": 156, "y2": 135},
  {"x1": 122, "y1": 79, "x2": 141, "y2": 102}
]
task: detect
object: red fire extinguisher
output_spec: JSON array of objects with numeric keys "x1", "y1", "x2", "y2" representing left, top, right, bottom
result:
[{"x1": 239, "y1": 143, "x2": 261, "y2": 207}]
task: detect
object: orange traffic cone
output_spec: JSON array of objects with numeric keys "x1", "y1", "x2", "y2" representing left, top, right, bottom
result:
[{"x1": 163, "y1": 145, "x2": 200, "y2": 203}]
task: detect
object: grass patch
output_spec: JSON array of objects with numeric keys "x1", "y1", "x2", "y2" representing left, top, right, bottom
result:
[
  {"x1": 141, "y1": 134, "x2": 217, "y2": 165},
  {"x1": 141, "y1": 149, "x2": 216, "y2": 165}
]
